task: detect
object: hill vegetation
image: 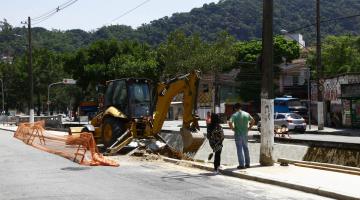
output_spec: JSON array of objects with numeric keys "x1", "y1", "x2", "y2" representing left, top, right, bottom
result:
[
  {"x1": 2, "y1": 0, "x2": 360, "y2": 55},
  {"x1": 0, "y1": 0, "x2": 359, "y2": 113}
]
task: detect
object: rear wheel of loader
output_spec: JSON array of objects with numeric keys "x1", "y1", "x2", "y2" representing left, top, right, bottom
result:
[{"x1": 102, "y1": 117, "x2": 125, "y2": 148}]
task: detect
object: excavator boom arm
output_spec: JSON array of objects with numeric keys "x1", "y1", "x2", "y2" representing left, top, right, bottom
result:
[{"x1": 152, "y1": 70, "x2": 200, "y2": 134}]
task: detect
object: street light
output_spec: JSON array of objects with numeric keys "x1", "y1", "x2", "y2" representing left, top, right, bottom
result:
[
  {"x1": 47, "y1": 82, "x2": 62, "y2": 116},
  {"x1": 47, "y1": 79, "x2": 76, "y2": 116}
]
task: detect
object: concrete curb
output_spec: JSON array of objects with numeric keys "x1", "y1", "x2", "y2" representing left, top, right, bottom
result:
[
  {"x1": 161, "y1": 157, "x2": 360, "y2": 200},
  {"x1": 305, "y1": 130, "x2": 360, "y2": 137},
  {"x1": 252, "y1": 134, "x2": 360, "y2": 150},
  {"x1": 0, "y1": 126, "x2": 16, "y2": 133},
  {"x1": 278, "y1": 158, "x2": 360, "y2": 174}
]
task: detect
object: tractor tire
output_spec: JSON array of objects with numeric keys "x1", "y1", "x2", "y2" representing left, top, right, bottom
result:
[{"x1": 101, "y1": 117, "x2": 125, "y2": 148}]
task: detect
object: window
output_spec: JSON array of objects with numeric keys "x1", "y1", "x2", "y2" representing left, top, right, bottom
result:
[
  {"x1": 276, "y1": 114, "x2": 285, "y2": 119},
  {"x1": 202, "y1": 84, "x2": 209, "y2": 93},
  {"x1": 104, "y1": 82, "x2": 114, "y2": 107},
  {"x1": 112, "y1": 81, "x2": 127, "y2": 106},
  {"x1": 275, "y1": 100, "x2": 286, "y2": 106},
  {"x1": 288, "y1": 100, "x2": 301, "y2": 106},
  {"x1": 129, "y1": 83, "x2": 150, "y2": 103},
  {"x1": 293, "y1": 76, "x2": 299, "y2": 85},
  {"x1": 289, "y1": 113, "x2": 302, "y2": 119}
]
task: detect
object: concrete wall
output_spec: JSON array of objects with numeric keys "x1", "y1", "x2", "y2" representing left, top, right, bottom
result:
[{"x1": 311, "y1": 73, "x2": 360, "y2": 127}]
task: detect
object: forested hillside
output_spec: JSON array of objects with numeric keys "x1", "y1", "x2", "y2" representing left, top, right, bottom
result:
[{"x1": 1, "y1": 0, "x2": 360, "y2": 56}]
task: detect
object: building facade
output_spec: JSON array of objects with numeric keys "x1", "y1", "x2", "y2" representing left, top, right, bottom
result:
[
  {"x1": 279, "y1": 59, "x2": 309, "y2": 99},
  {"x1": 311, "y1": 73, "x2": 360, "y2": 128}
]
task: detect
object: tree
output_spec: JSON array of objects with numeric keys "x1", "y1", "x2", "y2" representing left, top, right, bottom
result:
[
  {"x1": 307, "y1": 35, "x2": 360, "y2": 77},
  {"x1": 157, "y1": 30, "x2": 236, "y2": 78},
  {"x1": 0, "y1": 57, "x2": 27, "y2": 113},
  {"x1": 63, "y1": 39, "x2": 160, "y2": 107},
  {"x1": 32, "y1": 48, "x2": 70, "y2": 115},
  {"x1": 233, "y1": 36, "x2": 300, "y2": 102}
]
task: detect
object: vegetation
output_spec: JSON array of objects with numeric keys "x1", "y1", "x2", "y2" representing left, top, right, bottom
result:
[
  {"x1": 2, "y1": 0, "x2": 360, "y2": 56},
  {"x1": 157, "y1": 31, "x2": 236, "y2": 78},
  {"x1": 307, "y1": 35, "x2": 360, "y2": 77},
  {"x1": 0, "y1": 28, "x2": 300, "y2": 114},
  {"x1": 1, "y1": 0, "x2": 358, "y2": 114},
  {"x1": 234, "y1": 36, "x2": 300, "y2": 102}
]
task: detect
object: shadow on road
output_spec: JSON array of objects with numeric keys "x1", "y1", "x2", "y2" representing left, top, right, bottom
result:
[{"x1": 61, "y1": 166, "x2": 92, "y2": 171}]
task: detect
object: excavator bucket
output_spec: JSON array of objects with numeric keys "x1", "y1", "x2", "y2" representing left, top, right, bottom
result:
[
  {"x1": 180, "y1": 128, "x2": 206, "y2": 157},
  {"x1": 158, "y1": 128, "x2": 205, "y2": 159}
]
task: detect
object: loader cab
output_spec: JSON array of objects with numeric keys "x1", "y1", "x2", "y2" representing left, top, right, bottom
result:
[{"x1": 104, "y1": 78, "x2": 153, "y2": 119}]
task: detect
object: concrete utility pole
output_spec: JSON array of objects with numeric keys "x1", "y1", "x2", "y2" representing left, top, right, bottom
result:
[
  {"x1": 0, "y1": 79, "x2": 4, "y2": 114},
  {"x1": 212, "y1": 73, "x2": 220, "y2": 114},
  {"x1": 260, "y1": 0, "x2": 274, "y2": 166},
  {"x1": 27, "y1": 17, "x2": 34, "y2": 123},
  {"x1": 316, "y1": 0, "x2": 324, "y2": 130}
]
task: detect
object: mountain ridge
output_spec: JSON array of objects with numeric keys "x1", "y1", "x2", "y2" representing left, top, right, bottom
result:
[{"x1": 1, "y1": 0, "x2": 360, "y2": 55}]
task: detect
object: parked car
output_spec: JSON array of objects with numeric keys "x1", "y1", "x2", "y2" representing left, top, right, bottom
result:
[{"x1": 257, "y1": 113, "x2": 306, "y2": 133}]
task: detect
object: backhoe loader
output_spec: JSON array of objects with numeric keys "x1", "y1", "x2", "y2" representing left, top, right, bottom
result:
[{"x1": 70, "y1": 70, "x2": 205, "y2": 157}]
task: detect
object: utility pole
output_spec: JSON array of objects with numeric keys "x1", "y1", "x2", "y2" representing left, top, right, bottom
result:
[
  {"x1": 316, "y1": 0, "x2": 324, "y2": 130},
  {"x1": 27, "y1": 17, "x2": 34, "y2": 123},
  {"x1": 0, "y1": 79, "x2": 4, "y2": 114},
  {"x1": 260, "y1": 0, "x2": 274, "y2": 166},
  {"x1": 213, "y1": 73, "x2": 220, "y2": 114}
]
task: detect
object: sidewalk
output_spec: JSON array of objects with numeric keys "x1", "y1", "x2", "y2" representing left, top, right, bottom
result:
[
  {"x1": 305, "y1": 125, "x2": 360, "y2": 136},
  {"x1": 163, "y1": 157, "x2": 360, "y2": 200},
  {"x1": 0, "y1": 124, "x2": 67, "y2": 136}
]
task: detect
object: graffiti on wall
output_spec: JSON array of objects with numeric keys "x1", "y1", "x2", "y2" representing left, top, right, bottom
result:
[{"x1": 312, "y1": 74, "x2": 360, "y2": 102}]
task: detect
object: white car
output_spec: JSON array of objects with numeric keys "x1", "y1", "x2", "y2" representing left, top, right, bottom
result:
[
  {"x1": 274, "y1": 113, "x2": 306, "y2": 132},
  {"x1": 257, "y1": 113, "x2": 306, "y2": 133}
]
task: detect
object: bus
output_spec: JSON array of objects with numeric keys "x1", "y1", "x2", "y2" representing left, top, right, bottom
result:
[{"x1": 274, "y1": 96, "x2": 308, "y2": 118}]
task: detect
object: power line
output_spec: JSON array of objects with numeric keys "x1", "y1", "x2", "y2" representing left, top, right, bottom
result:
[
  {"x1": 111, "y1": 0, "x2": 151, "y2": 23},
  {"x1": 31, "y1": 0, "x2": 79, "y2": 25},
  {"x1": 33, "y1": 0, "x2": 78, "y2": 21},
  {"x1": 286, "y1": 13, "x2": 360, "y2": 34}
]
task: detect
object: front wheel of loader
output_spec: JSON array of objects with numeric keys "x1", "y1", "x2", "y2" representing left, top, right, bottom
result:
[{"x1": 102, "y1": 117, "x2": 125, "y2": 148}]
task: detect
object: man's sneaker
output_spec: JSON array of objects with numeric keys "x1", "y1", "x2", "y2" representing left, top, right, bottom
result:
[
  {"x1": 245, "y1": 164, "x2": 250, "y2": 168},
  {"x1": 213, "y1": 169, "x2": 220, "y2": 175},
  {"x1": 237, "y1": 165, "x2": 245, "y2": 169}
]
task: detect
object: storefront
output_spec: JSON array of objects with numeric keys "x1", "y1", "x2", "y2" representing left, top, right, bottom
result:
[{"x1": 341, "y1": 84, "x2": 360, "y2": 127}]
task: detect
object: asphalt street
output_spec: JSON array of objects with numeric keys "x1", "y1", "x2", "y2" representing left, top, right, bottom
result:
[{"x1": 0, "y1": 129, "x2": 332, "y2": 200}]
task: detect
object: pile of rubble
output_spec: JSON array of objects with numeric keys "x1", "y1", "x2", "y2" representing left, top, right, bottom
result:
[{"x1": 128, "y1": 139, "x2": 192, "y2": 160}]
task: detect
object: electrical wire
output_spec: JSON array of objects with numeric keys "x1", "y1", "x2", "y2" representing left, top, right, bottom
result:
[
  {"x1": 32, "y1": 0, "x2": 78, "y2": 21},
  {"x1": 31, "y1": 0, "x2": 79, "y2": 25},
  {"x1": 111, "y1": 0, "x2": 151, "y2": 22},
  {"x1": 286, "y1": 13, "x2": 360, "y2": 34}
]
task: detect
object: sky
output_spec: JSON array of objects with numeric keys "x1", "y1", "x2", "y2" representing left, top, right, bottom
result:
[{"x1": 1, "y1": 0, "x2": 219, "y2": 31}]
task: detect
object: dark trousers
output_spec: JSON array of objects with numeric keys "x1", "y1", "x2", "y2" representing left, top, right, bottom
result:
[{"x1": 214, "y1": 148, "x2": 222, "y2": 170}]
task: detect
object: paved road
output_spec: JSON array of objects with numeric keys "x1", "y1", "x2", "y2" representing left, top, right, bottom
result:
[{"x1": 0, "y1": 130, "x2": 331, "y2": 200}]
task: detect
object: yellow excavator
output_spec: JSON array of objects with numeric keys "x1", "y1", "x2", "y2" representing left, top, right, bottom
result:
[{"x1": 70, "y1": 70, "x2": 205, "y2": 157}]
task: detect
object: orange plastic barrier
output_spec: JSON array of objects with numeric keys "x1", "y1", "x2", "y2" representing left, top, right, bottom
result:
[{"x1": 13, "y1": 121, "x2": 119, "y2": 167}]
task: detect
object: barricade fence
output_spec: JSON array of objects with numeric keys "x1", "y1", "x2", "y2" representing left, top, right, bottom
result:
[{"x1": 13, "y1": 120, "x2": 119, "y2": 167}]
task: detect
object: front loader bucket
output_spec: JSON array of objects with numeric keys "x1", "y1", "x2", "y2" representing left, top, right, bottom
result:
[
  {"x1": 180, "y1": 128, "x2": 206, "y2": 157},
  {"x1": 158, "y1": 128, "x2": 205, "y2": 159}
]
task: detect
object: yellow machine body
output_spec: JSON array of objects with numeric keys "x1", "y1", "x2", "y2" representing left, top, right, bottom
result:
[{"x1": 71, "y1": 70, "x2": 205, "y2": 157}]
